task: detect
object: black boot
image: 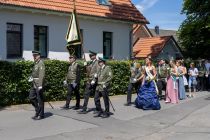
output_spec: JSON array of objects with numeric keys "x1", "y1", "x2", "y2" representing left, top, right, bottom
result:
[
  {"x1": 94, "y1": 111, "x2": 103, "y2": 117},
  {"x1": 78, "y1": 107, "x2": 87, "y2": 114},
  {"x1": 60, "y1": 104, "x2": 69, "y2": 109},
  {"x1": 102, "y1": 112, "x2": 110, "y2": 118}
]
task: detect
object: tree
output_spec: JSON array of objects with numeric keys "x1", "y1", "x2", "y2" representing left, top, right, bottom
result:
[{"x1": 178, "y1": 0, "x2": 210, "y2": 59}]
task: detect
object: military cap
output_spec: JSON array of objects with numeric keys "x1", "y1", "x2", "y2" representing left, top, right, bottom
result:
[
  {"x1": 98, "y1": 57, "x2": 107, "y2": 62},
  {"x1": 89, "y1": 50, "x2": 97, "y2": 56},
  {"x1": 32, "y1": 50, "x2": 40, "y2": 55}
]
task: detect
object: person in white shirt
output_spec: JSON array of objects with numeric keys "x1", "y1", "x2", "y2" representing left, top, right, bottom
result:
[{"x1": 188, "y1": 63, "x2": 198, "y2": 97}]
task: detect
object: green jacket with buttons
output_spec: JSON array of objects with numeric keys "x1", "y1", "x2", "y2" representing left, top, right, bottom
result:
[
  {"x1": 32, "y1": 59, "x2": 45, "y2": 87},
  {"x1": 86, "y1": 59, "x2": 100, "y2": 81},
  {"x1": 96, "y1": 65, "x2": 113, "y2": 91},
  {"x1": 66, "y1": 62, "x2": 80, "y2": 84}
]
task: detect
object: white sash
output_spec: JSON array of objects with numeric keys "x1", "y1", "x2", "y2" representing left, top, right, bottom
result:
[{"x1": 145, "y1": 67, "x2": 159, "y2": 94}]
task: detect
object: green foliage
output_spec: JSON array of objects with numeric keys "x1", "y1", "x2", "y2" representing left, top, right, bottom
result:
[
  {"x1": 178, "y1": 0, "x2": 210, "y2": 59},
  {"x1": 0, "y1": 60, "x2": 141, "y2": 106},
  {"x1": 0, "y1": 61, "x2": 33, "y2": 106}
]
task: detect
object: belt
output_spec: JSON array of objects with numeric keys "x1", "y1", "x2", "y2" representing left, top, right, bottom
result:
[{"x1": 98, "y1": 82, "x2": 105, "y2": 85}]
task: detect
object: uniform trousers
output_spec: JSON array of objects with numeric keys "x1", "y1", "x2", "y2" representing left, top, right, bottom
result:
[
  {"x1": 66, "y1": 84, "x2": 80, "y2": 107},
  {"x1": 127, "y1": 82, "x2": 140, "y2": 104},
  {"x1": 82, "y1": 83, "x2": 96, "y2": 110},
  {"x1": 157, "y1": 78, "x2": 167, "y2": 98},
  {"x1": 94, "y1": 88, "x2": 109, "y2": 113},
  {"x1": 29, "y1": 87, "x2": 44, "y2": 117}
]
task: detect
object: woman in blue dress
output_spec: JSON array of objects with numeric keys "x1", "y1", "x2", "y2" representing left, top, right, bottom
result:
[
  {"x1": 176, "y1": 60, "x2": 186, "y2": 100},
  {"x1": 135, "y1": 57, "x2": 161, "y2": 110}
]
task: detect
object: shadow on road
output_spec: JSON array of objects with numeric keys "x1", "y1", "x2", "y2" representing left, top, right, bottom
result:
[
  {"x1": 0, "y1": 107, "x2": 6, "y2": 111},
  {"x1": 204, "y1": 97, "x2": 210, "y2": 100},
  {"x1": 44, "y1": 112, "x2": 53, "y2": 118}
]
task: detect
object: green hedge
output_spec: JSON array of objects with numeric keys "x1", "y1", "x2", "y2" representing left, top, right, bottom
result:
[{"x1": 0, "y1": 60, "x2": 143, "y2": 106}]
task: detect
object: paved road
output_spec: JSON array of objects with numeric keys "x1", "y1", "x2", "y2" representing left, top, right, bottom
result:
[{"x1": 0, "y1": 91, "x2": 210, "y2": 140}]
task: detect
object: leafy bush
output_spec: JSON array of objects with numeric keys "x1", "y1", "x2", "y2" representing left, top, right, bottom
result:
[{"x1": 0, "y1": 59, "x2": 143, "y2": 106}]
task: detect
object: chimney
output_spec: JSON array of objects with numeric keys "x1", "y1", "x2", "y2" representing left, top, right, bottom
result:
[{"x1": 155, "y1": 25, "x2": 159, "y2": 35}]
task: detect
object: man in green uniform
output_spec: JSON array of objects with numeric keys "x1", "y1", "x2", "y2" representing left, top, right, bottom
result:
[
  {"x1": 28, "y1": 51, "x2": 45, "y2": 120},
  {"x1": 61, "y1": 55, "x2": 81, "y2": 110},
  {"x1": 94, "y1": 57, "x2": 113, "y2": 118},
  {"x1": 125, "y1": 57, "x2": 143, "y2": 106},
  {"x1": 79, "y1": 50, "x2": 100, "y2": 114},
  {"x1": 157, "y1": 58, "x2": 169, "y2": 100}
]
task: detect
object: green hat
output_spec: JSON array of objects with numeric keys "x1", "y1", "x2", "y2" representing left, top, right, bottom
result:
[
  {"x1": 98, "y1": 57, "x2": 107, "y2": 62},
  {"x1": 89, "y1": 50, "x2": 97, "y2": 56},
  {"x1": 32, "y1": 50, "x2": 40, "y2": 55}
]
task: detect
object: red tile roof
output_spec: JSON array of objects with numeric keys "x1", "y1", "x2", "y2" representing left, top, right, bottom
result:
[
  {"x1": 0, "y1": 0, "x2": 149, "y2": 23},
  {"x1": 133, "y1": 36, "x2": 171, "y2": 58}
]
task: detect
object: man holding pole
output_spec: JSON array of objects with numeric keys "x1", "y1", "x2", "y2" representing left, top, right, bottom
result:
[
  {"x1": 79, "y1": 50, "x2": 99, "y2": 114},
  {"x1": 61, "y1": 55, "x2": 81, "y2": 110},
  {"x1": 28, "y1": 50, "x2": 45, "y2": 120}
]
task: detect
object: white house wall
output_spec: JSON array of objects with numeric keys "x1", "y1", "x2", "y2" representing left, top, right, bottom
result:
[{"x1": 0, "y1": 9, "x2": 132, "y2": 61}]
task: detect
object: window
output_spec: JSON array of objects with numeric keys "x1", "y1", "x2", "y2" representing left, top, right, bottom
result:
[
  {"x1": 74, "y1": 29, "x2": 83, "y2": 59},
  {"x1": 6, "y1": 23, "x2": 23, "y2": 58},
  {"x1": 103, "y1": 32, "x2": 112, "y2": 59},
  {"x1": 96, "y1": 0, "x2": 110, "y2": 5},
  {"x1": 34, "y1": 25, "x2": 48, "y2": 58}
]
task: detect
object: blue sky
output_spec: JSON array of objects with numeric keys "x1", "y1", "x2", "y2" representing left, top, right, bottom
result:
[{"x1": 132, "y1": 0, "x2": 186, "y2": 30}]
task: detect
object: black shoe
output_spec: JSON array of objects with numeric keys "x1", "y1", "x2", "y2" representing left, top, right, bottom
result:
[
  {"x1": 101, "y1": 112, "x2": 110, "y2": 118},
  {"x1": 34, "y1": 116, "x2": 45, "y2": 120},
  {"x1": 31, "y1": 114, "x2": 38, "y2": 120},
  {"x1": 93, "y1": 109, "x2": 101, "y2": 114},
  {"x1": 124, "y1": 103, "x2": 131, "y2": 106},
  {"x1": 73, "y1": 106, "x2": 80, "y2": 110},
  {"x1": 60, "y1": 105, "x2": 69, "y2": 109},
  {"x1": 78, "y1": 108, "x2": 87, "y2": 114},
  {"x1": 94, "y1": 112, "x2": 103, "y2": 117}
]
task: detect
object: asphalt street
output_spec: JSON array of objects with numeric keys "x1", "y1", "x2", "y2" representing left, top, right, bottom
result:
[{"x1": 0, "y1": 91, "x2": 210, "y2": 140}]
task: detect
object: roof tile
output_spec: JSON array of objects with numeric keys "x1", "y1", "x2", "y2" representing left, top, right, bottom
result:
[
  {"x1": 0, "y1": 0, "x2": 148, "y2": 23},
  {"x1": 133, "y1": 36, "x2": 171, "y2": 58}
]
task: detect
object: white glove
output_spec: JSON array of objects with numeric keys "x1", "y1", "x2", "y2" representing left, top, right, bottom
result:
[
  {"x1": 28, "y1": 76, "x2": 33, "y2": 82},
  {"x1": 94, "y1": 73, "x2": 98, "y2": 78},
  {"x1": 63, "y1": 80, "x2": 67, "y2": 86},
  {"x1": 145, "y1": 76, "x2": 150, "y2": 81},
  {"x1": 72, "y1": 82, "x2": 77, "y2": 88},
  {"x1": 91, "y1": 80, "x2": 95, "y2": 85},
  {"x1": 103, "y1": 84, "x2": 106, "y2": 89},
  {"x1": 133, "y1": 78, "x2": 137, "y2": 82},
  {"x1": 84, "y1": 62, "x2": 87, "y2": 66},
  {"x1": 37, "y1": 86, "x2": 42, "y2": 91}
]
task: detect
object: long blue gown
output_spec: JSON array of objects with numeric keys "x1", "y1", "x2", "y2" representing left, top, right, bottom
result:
[
  {"x1": 178, "y1": 67, "x2": 186, "y2": 100},
  {"x1": 135, "y1": 71, "x2": 161, "y2": 110}
]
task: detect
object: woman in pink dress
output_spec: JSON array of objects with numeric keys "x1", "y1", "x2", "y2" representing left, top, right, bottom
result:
[{"x1": 165, "y1": 60, "x2": 179, "y2": 104}]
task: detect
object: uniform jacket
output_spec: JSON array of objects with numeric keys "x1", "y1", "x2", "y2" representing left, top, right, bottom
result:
[
  {"x1": 66, "y1": 62, "x2": 80, "y2": 84},
  {"x1": 86, "y1": 59, "x2": 100, "y2": 81},
  {"x1": 157, "y1": 64, "x2": 169, "y2": 79},
  {"x1": 32, "y1": 59, "x2": 45, "y2": 87},
  {"x1": 97, "y1": 65, "x2": 113, "y2": 91},
  {"x1": 130, "y1": 66, "x2": 142, "y2": 83}
]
